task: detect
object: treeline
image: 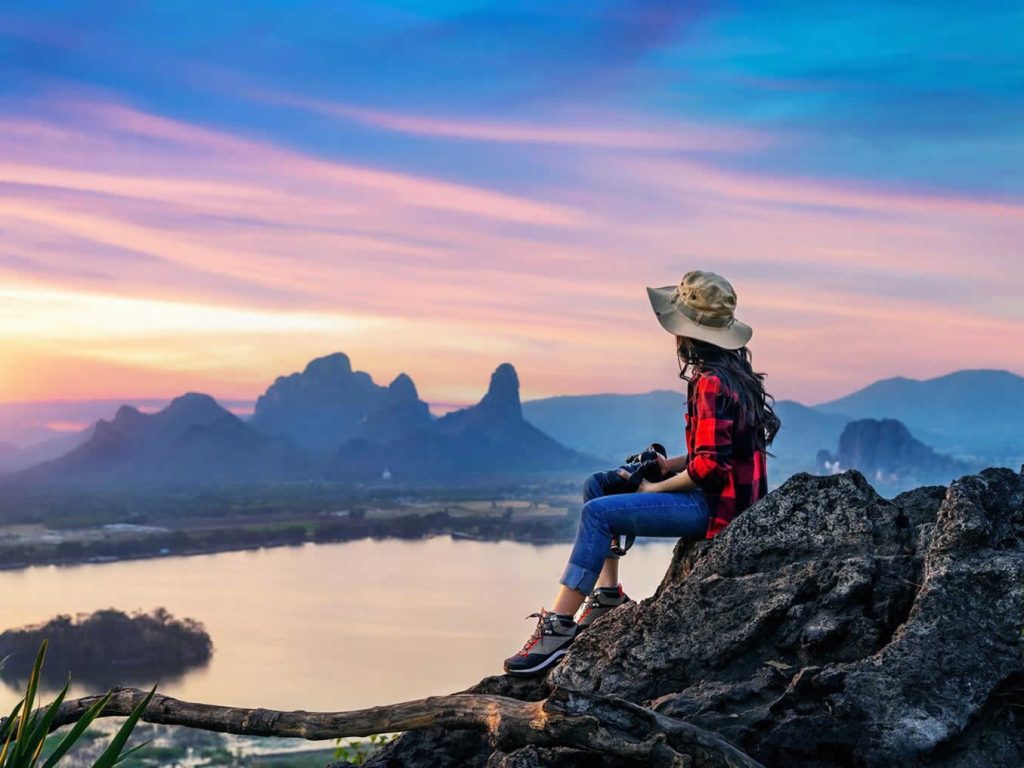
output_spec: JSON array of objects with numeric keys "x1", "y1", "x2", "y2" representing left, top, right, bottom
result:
[
  {"x1": 0, "y1": 478, "x2": 581, "y2": 528},
  {"x1": 0, "y1": 509, "x2": 581, "y2": 571}
]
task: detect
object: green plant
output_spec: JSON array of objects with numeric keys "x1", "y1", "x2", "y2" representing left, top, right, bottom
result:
[
  {"x1": 332, "y1": 733, "x2": 394, "y2": 765},
  {"x1": 0, "y1": 639, "x2": 156, "y2": 767}
]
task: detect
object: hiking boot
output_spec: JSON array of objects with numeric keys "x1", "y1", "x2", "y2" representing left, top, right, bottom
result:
[
  {"x1": 503, "y1": 609, "x2": 577, "y2": 676},
  {"x1": 577, "y1": 584, "x2": 632, "y2": 630}
]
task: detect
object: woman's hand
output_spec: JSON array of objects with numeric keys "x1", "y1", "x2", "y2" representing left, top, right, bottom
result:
[
  {"x1": 655, "y1": 453, "x2": 671, "y2": 477},
  {"x1": 616, "y1": 469, "x2": 657, "y2": 492}
]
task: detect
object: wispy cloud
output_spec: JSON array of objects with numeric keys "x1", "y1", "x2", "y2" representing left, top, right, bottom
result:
[
  {"x1": 260, "y1": 94, "x2": 770, "y2": 152},
  {"x1": 1, "y1": 0, "x2": 1022, "y2": 405}
]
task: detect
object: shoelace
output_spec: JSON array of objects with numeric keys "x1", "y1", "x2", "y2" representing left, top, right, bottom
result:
[
  {"x1": 578, "y1": 594, "x2": 600, "y2": 621},
  {"x1": 518, "y1": 611, "x2": 552, "y2": 654}
]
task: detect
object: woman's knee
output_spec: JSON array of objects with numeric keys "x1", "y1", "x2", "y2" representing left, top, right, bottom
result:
[
  {"x1": 580, "y1": 498, "x2": 610, "y2": 528},
  {"x1": 582, "y1": 472, "x2": 604, "y2": 502}
]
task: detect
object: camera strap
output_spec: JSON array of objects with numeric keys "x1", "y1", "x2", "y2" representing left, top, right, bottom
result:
[{"x1": 610, "y1": 534, "x2": 637, "y2": 557}]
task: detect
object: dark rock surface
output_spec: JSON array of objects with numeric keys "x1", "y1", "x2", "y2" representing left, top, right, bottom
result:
[{"x1": 365, "y1": 468, "x2": 1024, "y2": 767}]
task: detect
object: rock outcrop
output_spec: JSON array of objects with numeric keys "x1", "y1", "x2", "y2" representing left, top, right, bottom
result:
[
  {"x1": 365, "y1": 467, "x2": 1024, "y2": 767},
  {"x1": 251, "y1": 352, "x2": 401, "y2": 451},
  {"x1": 818, "y1": 418, "x2": 976, "y2": 492}
]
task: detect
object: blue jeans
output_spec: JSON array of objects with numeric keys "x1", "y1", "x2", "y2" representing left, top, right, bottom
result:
[{"x1": 560, "y1": 471, "x2": 710, "y2": 595}]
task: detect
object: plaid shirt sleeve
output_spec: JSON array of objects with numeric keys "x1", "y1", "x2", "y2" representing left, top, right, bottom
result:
[{"x1": 686, "y1": 374, "x2": 735, "y2": 490}]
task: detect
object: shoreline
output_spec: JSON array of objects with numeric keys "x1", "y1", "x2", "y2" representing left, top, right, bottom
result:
[{"x1": 0, "y1": 510, "x2": 579, "y2": 572}]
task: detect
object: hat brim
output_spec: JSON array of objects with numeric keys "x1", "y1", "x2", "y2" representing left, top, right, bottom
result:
[{"x1": 646, "y1": 285, "x2": 752, "y2": 350}]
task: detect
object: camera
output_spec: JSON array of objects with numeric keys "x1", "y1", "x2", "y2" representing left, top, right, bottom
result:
[{"x1": 604, "y1": 442, "x2": 672, "y2": 493}]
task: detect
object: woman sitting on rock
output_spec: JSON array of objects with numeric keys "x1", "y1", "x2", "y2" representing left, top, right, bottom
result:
[{"x1": 504, "y1": 270, "x2": 781, "y2": 675}]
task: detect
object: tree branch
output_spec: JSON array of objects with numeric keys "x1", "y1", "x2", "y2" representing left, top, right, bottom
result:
[{"x1": 9, "y1": 686, "x2": 763, "y2": 768}]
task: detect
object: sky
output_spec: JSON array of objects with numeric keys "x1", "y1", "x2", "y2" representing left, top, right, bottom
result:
[{"x1": 1, "y1": 0, "x2": 1022, "y2": 413}]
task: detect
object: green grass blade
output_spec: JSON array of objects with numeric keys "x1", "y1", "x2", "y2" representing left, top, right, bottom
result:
[
  {"x1": 38, "y1": 691, "x2": 112, "y2": 768},
  {"x1": 0, "y1": 699, "x2": 24, "y2": 745},
  {"x1": 11, "y1": 640, "x2": 48, "y2": 764},
  {"x1": 24, "y1": 677, "x2": 71, "y2": 761},
  {"x1": 90, "y1": 685, "x2": 156, "y2": 768},
  {"x1": 111, "y1": 738, "x2": 151, "y2": 765},
  {"x1": 0, "y1": 701, "x2": 24, "y2": 765}
]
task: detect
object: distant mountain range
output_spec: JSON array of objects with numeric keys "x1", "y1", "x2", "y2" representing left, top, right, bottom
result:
[
  {"x1": 9, "y1": 393, "x2": 307, "y2": 489},
  {"x1": 1, "y1": 354, "x2": 596, "y2": 490},
  {"x1": 1, "y1": 362, "x2": 1021, "y2": 496},
  {"x1": 523, "y1": 369, "x2": 1024, "y2": 492},
  {"x1": 814, "y1": 369, "x2": 1024, "y2": 460}
]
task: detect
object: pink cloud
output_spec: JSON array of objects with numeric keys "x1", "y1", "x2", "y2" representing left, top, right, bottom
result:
[
  {"x1": 1, "y1": 93, "x2": 1022, "y2": 406},
  {"x1": 259, "y1": 93, "x2": 773, "y2": 152}
]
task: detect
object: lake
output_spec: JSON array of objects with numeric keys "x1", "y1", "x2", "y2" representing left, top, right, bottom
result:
[{"x1": 2, "y1": 536, "x2": 679, "y2": 713}]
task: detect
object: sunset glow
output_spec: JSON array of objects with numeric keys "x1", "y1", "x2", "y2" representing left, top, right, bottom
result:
[{"x1": 2, "y1": 2, "x2": 1022, "y2": 409}]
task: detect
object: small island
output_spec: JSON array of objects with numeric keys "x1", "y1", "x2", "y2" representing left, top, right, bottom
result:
[{"x1": 0, "y1": 607, "x2": 212, "y2": 689}]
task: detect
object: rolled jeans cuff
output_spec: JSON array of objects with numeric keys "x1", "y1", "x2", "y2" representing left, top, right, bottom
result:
[{"x1": 559, "y1": 561, "x2": 600, "y2": 596}]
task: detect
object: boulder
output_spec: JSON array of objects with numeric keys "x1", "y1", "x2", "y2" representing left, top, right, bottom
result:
[{"x1": 366, "y1": 467, "x2": 1024, "y2": 767}]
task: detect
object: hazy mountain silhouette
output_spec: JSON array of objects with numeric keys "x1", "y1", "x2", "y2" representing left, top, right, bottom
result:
[
  {"x1": 8, "y1": 393, "x2": 309, "y2": 488},
  {"x1": 522, "y1": 390, "x2": 687, "y2": 463},
  {"x1": 3, "y1": 357, "x2": 597, "y2": 490},
  {"x1": 4, "y1": 361, "x2": 1020, "y2": 493},
  {"x1": 249, "y1": 352, "x2": 432, "y2": 452},
  {"x1": 353, "y1": 372, "x2": 434, "y2": 444},
  {"x1": 335, "y1": 363, "x2": 599, "y2": 482},
  {"x1": 0, "y1": 425, "x2": 96, "y2": 475},
  {"x1": 769, "y1": 400, "x2": 851, "y2": 476},
  {"x1": 814, "y1": 370, "x2": 1024, "y2": 458},
  {"x1": 522, "y1": 390, "x2": 849, "y2": 482},
  {"x1": 817, "y1": 418, "x2": 977, "y2": 492}
]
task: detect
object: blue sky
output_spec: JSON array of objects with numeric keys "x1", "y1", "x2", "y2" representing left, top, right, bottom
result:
[
  {"x1": 5, "y1": 1, "x2": 1020, "y2": 194},
  {"x1": 1, "y1": 1, "x2": 1022, "y2": 408}
]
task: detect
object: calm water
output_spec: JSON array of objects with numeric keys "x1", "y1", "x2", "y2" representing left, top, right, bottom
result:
[{"x1": 2, "y1": 537, "x2": 678, "y2": 712}]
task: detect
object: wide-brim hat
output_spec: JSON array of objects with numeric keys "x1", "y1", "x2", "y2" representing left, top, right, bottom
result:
[{"x1": 646, "y1": 270, "x2": 753, "y2": 350}]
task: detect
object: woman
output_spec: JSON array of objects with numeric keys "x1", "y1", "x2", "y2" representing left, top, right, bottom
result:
[{"x1": 503, "y1": 270, "x2": 780, "y2": 675}]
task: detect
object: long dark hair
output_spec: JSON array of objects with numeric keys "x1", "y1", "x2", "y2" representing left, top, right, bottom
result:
[{"x1": 676, "y1": 336, "x2": 781, "y2": 449}]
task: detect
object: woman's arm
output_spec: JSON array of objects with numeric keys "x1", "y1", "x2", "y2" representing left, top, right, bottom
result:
[
  {"x1": 638, "y1": 470, "x2": 697, "y2": 493},
  {"x1": 657, "y1": 453, "x2": 688, "y2": 474}
]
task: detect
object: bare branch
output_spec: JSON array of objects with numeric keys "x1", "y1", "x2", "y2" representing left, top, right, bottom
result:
[{"x1": 8, "y1": 686, "x2": 763, "y2": 768}]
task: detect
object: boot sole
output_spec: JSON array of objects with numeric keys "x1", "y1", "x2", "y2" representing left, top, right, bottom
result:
[{"x1": 504, "y1": 648, "x2": 568, "y2": 676}]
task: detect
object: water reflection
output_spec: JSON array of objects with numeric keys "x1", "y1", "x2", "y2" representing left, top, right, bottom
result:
[{"x1": 3, "y1": 536, "x2": 679, "y2": 711}]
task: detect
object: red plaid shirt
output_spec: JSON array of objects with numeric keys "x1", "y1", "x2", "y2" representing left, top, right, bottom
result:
[{"x1": 683, "y1": 370, "x2": 768, "y2": 538}]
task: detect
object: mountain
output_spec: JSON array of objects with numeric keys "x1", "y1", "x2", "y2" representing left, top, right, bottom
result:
[
  {"x1": 335, "y1": 363, "x2": 599, "y2": 482},
  {"x1": 815, "y1": 369, "x2": 1024, "y2": 459},
  {"x1": 770, "y1": 399, "x2": 850, "y2": 477},
  {"x1": 522, "y1": 391, "x2": 847, "y2": 484},
  {"x1": 353, "y1": 372, "x2": 433, "y2": 444},
  {"x1": 817, "y1": 418, "x2": 977, "y2": 493},
  {"x1": 249, "y1": 352, "x2": 430, "y2": 452},
  {"x1": 522, "y1": 390, "x2": 687, "y2": 463},
  {"x1": 6, "y1": 393, "x2": 309, "y2": 489},
  {"x1": 0, "y1": 398, "x2": 253, "y2": 451},
  {"x1": 0, "y1": 425, "x2": 95, "y2": 474}
]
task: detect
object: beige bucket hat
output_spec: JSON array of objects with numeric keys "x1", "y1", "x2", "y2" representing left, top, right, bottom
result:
[{"x1": 646, "y1": 270, "x2": 753, "y2": 349}]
